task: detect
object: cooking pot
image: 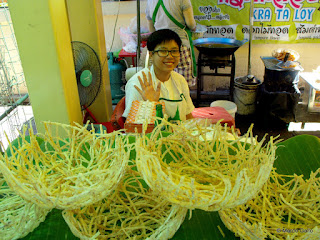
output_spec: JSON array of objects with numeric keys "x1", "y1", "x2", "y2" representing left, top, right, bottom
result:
[{"x1": 193, "y1": 38, "x2": 248, "y2": 57}]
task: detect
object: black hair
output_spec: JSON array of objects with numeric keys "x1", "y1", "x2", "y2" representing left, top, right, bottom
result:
[{"x1": 147, "y1": 29, "x2": 182, "y2": 51}]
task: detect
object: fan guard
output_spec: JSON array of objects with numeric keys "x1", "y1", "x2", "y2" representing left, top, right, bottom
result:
[{"x1": 72, "y1": 41, "x2": 102, "y2": 110}]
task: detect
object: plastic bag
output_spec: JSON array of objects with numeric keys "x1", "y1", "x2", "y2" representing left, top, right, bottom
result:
[
  {"x1": 192, "y1": 23, "x2": 207, "y2": 40},
  {"x1": 128, "y1": 16, "x2": 149, "y2": 35},
  {"x1": 123, "y1": 40, "x2": 136, "y2": 53},
  {"x1": 119, "y1": 16, "x2": 151, "y2": 53},
  {"x1": 119, "y1": 27, "x2": 137, "y2": 52}
]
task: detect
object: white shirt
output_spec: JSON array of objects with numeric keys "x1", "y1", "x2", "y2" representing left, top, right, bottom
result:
[
  {"x1": 145, "y1": 0, "x2": 193, "y2": 47},
  {"x1": 123, "y1": 66, "x2": 195, "y2": 122}
]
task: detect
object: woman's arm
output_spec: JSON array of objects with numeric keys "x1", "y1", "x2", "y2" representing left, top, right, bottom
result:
[
  {"x1": 147, "y1": 19, "x2": 156, "y2": 32},
  {"x1": 134, "y1": 71, "x2": 161, "y2": 102},
  {"x1": 183, "y1": 7, "x2": 196, "y2": 31}
]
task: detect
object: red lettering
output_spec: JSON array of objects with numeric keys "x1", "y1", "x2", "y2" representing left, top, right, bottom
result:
[
  {"x1": 218, "y1": 0, "x2": 245, "y2": 9},
  {"x1": 218, "y1": 0, "x2": 315, "y2": 10},
  {"x1": 290, "y1": 0, "x2": 304, "y2": 8},
  {"x1": 230, "y1": 0, "x2": 245, "y2": 8},
  {"x1": 272, "y1": 0, "x2": 285, "y2": 9}
]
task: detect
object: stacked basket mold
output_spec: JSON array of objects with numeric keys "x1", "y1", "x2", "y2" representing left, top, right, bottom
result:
[
  {"x1": 0, "y1": 122, "x2": 188, "y2": 239},
  {"x1": 134, "y1": 120, "x2": 320, "y2": 239},
  {"x1": 218, "y1": 134, "x2": 320, "y2": 240},
  {"x1": 0, "y1": 120, "x2": 319, "y2": 239},
  {"x1": 0, "y1": 122, "x2": 130, "y2": 239},
  {"x1": 0, "y1": 172, "x2": 50, "y2": 240}
]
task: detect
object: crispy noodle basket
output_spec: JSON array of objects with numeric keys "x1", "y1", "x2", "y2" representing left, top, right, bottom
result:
[
  {"x1": 0, "y1": 122, "x2": 129, "y2": 210},
  {"x1": 219, "y1": 169, "x2": 320, "y2": 240},
  {"x1": 62, "y1": 168, "x2": 187, "y2": 240},
  {"x1": 0, "y1": 173, "x2": 50, "y2": 240},
  {"x1": 135, "y1": 120, "x2": 277, "y2": 211}
]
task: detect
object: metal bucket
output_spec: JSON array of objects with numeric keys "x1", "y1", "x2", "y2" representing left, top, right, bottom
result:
[{"x1": 233, "y1": 76, "x2": 261, "y2": 115}]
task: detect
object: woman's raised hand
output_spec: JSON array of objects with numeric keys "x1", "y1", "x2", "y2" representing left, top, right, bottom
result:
[{"x1": 134, "y1": 71, "x2": 161, "y2": 102}]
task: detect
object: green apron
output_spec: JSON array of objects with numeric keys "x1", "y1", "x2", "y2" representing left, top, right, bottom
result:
[{"x1": 152, "y1": 0, "x2": 197, "y2": 77}]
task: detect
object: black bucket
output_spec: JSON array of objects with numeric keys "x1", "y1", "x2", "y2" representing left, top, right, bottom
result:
[
  {"x1": 263, "y1": 68, "x2": 300, "y2": 92},
  {"x1": 256, "y1": 83, "x2": 300, "y2": 129}
]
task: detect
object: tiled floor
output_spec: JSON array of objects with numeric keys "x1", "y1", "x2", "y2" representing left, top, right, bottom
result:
[{"x1": 235, "y1": 103, "x2": 320, "y2": 141}]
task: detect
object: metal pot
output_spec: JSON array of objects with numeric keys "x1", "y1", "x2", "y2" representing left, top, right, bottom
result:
[{"x1": 193, "y1": 38, "x2": 247, "y2": 57}]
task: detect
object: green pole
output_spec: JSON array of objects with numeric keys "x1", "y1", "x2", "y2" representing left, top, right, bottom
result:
[{"x1": 0, "y1": 94, "x2": 29, "y2": 122}]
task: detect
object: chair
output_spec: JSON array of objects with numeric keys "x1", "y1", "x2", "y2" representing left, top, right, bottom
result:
[
  {"x1": 83, "y1": 107, "x2": 114, "y2": 133},
  {"x1": 110, "y1": 96, "x2": 126, "y2": 130},
  {"x1": 110, "y1": 52, "x2": 149, "y2": 131}
]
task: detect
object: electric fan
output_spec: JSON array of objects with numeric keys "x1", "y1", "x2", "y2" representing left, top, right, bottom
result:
[{"x1": 72, "y1": 41, "x2": 102, "y2": 110}]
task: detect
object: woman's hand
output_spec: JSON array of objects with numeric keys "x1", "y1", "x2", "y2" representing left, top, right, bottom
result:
[{"x1": 134, "y1": 71, "x2": 161, "y2": 102}]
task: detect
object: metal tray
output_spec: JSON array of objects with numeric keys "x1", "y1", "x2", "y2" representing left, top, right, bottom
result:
[{"x1": 193, "y1": 38, "x2": 247, "y2": 57}]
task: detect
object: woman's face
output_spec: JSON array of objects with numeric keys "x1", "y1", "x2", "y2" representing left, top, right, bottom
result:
[{"x1": 150, "y1": 40, "x2": 180, "y2": 79}]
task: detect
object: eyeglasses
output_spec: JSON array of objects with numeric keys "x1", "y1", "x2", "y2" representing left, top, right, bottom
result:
[{"x1": 153, "y1": 49, "x2": 180, "y2": 57}]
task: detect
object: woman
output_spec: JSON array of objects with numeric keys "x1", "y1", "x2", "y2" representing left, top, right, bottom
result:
[
  {"x1": 122, "y1": 29, "x2": 194, "y2": 122},
  {"x1": 145, "y1": 0, "x2": 197, "y2": 87}
]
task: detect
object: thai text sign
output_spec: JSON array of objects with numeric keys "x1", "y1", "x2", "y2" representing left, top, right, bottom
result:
[{"x1": 191, "y1": 0, "x2": 320, "y2": 43}]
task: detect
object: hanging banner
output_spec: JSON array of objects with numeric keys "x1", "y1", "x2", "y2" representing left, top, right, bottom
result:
[{"x1": 191, "y1": 0, "x2": 320, "y2": 43}]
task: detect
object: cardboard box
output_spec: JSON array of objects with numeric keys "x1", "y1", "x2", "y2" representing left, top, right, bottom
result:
[
  {"x1": 124, "y1": 100, "x2": 165, "y2": 133},
  {"x1": 308, "y1": 89, "x2": 320, "y2": 112}
]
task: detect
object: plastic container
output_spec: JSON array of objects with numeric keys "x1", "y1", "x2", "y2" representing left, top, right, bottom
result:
[
  {"x1": 125, "y1": 66, "x2": 143, "y2": 81},
  {"x1": 272, "y1": 48, "x2": 300, "y2": 61},
  {"x1": 210, "y1": 100, "x2": 237, "y2": 118},
  {"x1": 192, "y1": 107, "x2": 235, "y2": 127}
]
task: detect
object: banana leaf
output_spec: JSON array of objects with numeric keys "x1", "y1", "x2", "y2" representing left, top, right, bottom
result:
[
  {"x1": 20, "y1": 134, "x2": 320, "y2": 240},
  {"x1": 273, "y1": 134, "x2": 320, "y2": 178}
]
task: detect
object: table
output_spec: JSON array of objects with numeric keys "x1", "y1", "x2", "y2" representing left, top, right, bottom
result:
[
  {"x1": 300, "y1": 72, "x2": 320, "y2": 90},
  {"x1": 300, "y1": 72, "x2": 320, "y2": 112},
  {"x1": 118, "y1": 49, "x2": 137, "y2": 67},
  {"x1": 194, "y1": 53, "x2": 235, "y2": 107},
  {"x1": 19, "y1": 135, "x2": 320, "y2": 239}
]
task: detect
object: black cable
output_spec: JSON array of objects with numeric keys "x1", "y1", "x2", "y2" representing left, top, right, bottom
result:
[{"x1": 101, "y1": 0, "x2": 121, "y2": 71}]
